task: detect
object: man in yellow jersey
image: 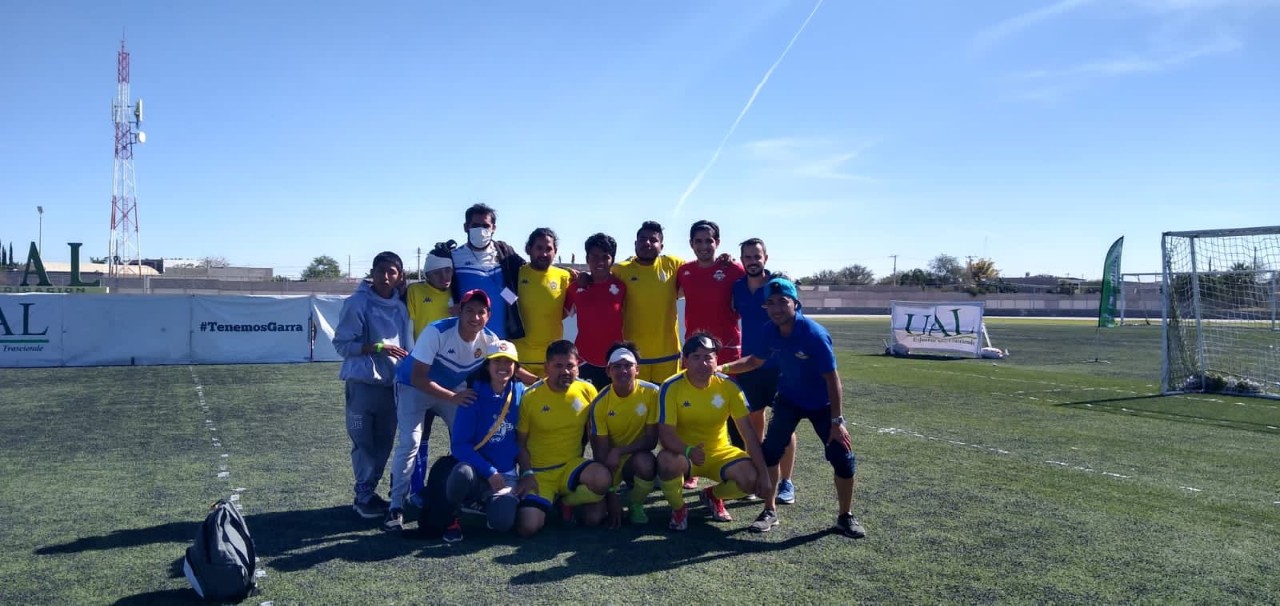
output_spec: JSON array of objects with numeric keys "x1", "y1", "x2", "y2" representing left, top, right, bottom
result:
[
  {"x1": 581, "y1": 341, "x2": 660, "y2": 528},
  {"x1": 406, "y1": 241, "x2": 456, "y2": 340},
  {"x1": 657, "y1": 333, "x2": 770, "y2": 531},
  {"x1": 513, "y1": 228, "x2": 571, "y2": 378},
  {"x1": 611, "y1": 221, "x2": 684, "y2": 384},
  {"x1": 514, "y1": 340, "x2": 611, "y2": 537},
  {"x1": 402, "y1": 241, "x2": 458, "y2": 511}
]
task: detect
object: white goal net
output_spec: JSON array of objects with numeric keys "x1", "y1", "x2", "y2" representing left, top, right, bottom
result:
[{"x1": 1162, "y1": 226, "x2": 1280, "y2": 398}]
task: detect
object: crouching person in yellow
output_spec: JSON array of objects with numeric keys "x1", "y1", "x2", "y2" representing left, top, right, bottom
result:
[
  {"x1": 657, "y1": 333, "x2": 771, "y2": 531},
  {"x1": 581, "y1": 342, "x2": 660, "y2": 528},
  {"x1": 514, "y1": 340, "x2": 610, "y2": 536}
]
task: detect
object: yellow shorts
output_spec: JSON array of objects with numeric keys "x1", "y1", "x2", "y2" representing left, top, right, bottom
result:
[
  {"x1": 690, "y1": 445, "x2": 751, "y2": 483},
  {"x1": 639, "y1": 359, "x2": 679, "y2": 384},
  {"x1": 525, "y1": 457, "x2": 592, "y2": 508}
]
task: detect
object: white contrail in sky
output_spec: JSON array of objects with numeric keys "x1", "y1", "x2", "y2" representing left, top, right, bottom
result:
[{"x1": 673, "y1": 0, "x2": 825, "y2": 218}]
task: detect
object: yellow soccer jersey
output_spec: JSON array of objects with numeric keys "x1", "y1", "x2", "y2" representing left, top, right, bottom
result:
[
  {"x1": 406, "y1": 282, "x2": 451, "y2": 339},
  {"x1": 589, "y1": 380, "x2": 660, "y2": 448},
  {"x1": 657, "y1": 372, "x2": 749, "y2": 451},
  {"x1": 611, "y1": 254, "x2": 684, "y2": 361},
  {"x1": 517, "y1": 379, "x2": 599, "y2": 470},
  {"x1": 514, "y1": 265, "x2": 571, "y2": 364}
]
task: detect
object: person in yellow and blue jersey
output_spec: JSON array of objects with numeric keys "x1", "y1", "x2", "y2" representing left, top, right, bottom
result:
[
  {"x1": 514, "y1": 340, "x2": 610, "y2": 537},
  {"x1": 656, "y1": 333, "x2": 770, "y2": 531},
  {"x1": 611, "y1": 221, "x2": 684, "y2": 384},
  {"x1": 513, "y1": 228, "x2": 572, "y2": 378},
  {"x1": 404, "y1": 241, "x2": 456, "y2": 510},
  {"x1": 581, "y1": 341, "x2": 660, "y2": 528}
]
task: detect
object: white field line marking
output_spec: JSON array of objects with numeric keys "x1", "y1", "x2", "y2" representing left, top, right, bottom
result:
[
  {"x1": 191, "y1": 367, "x2": 242, "y2": 508},
  {"x1": 886, "y1": 364, "x2": 1280, "y2": 410}
]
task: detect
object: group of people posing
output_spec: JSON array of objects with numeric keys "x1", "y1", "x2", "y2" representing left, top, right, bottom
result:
[{"x1": 332, "y1": 203, "x2": 865, "y2": 542}]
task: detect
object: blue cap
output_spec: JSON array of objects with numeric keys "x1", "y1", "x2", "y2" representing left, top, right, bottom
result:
[{"x1": 765, "y1": 277, "x2": 802, "y2": 309}]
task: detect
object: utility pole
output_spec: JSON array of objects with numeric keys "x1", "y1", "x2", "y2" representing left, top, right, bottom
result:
[
  {"x1": 347, "y1": 255, "x2": 352, "y2": 279},
  {"x1": 889, "y1": 254, "x2": 898, "y2": 286},
  {"x1": 416, "y1": 246, "x2": 422, "y2": 278}
]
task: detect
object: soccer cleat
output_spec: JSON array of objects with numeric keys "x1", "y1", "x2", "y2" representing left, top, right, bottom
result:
[
  {"x1": 703, "y1": 487, "x2": 732, "y2": 522},
  {"x1": 668, "y1": 505, "x2": 689, "y2": 531},
  {"x1": 682, "y1": 476, "x2": 699, "y2": 490},
  {"x1": 442, "y1": 517, "x2": 464, "y2": 543},
  {"x1": 382, "y1": 508, "x2": 404, "y2": 532},
  {"x1": 353, "y1": 494, "x2": 390, "y2": 519},
  {"x1": 835, "y1": 513, "x2": 866, "y2": 539},
  {"x1": 739, "y1": 494, "x2": 762, "y2": 502},
  {"x1": 749, "y1": 508, "x2": 779, "y2": 533},
  {"x1": 777, "y1": 478, "x2": 797, "y2": 505},
  {"x1": 628, "y1": 505, "x2": 649, "y2": 525}
]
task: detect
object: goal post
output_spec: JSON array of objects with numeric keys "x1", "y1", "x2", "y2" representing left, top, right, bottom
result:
[{"x1": 1162, "y1": 226, "x2": 1280, "y2": 398}]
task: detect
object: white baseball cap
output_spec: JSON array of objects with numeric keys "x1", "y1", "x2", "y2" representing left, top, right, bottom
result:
[{"x1": 486, "y1": 340, "x2": 519, "y2": 362}]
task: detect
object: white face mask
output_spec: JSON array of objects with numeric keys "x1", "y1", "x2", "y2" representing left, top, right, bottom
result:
[{"x1": 468, "y1": 226, "x2": 493, "y2": 249}]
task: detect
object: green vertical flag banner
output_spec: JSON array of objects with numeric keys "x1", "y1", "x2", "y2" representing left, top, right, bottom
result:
[{"x1": 1098, "y1": 236, "x2": 1124, "y2": 328}]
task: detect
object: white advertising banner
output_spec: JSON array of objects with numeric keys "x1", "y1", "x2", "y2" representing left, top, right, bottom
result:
[
  {"x1": 0, "y1": 294, "x2": 65, "y2": 367},
  {"x1": 310, "y1": 295, "x2": 347, "y2": 362},
  {"x1": 190, "y1": 296, "x2": 312, "y2": 364},
  {"x1": 62, "y1": 295, "x2": 193, "y2": 366},
  {"x1": 890, "y1": 301, "x2": 985, "y2": 357}
]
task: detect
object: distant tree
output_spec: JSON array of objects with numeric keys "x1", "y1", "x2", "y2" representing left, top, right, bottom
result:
[
  {"x1": 836, "y1": 264, "x2": 875, "y2": 285},
  {"x1": 7, "y1": 243, "x2": 12, "y2": 267},
  {"x1": 90, "y1": 256, "x2": 107, "y2": 264},
  {"x1": 271, "y1": 275, "x2": 291, "y2": 282},
  {"x1": 929, "y1": 254, "x2": 965, "y2": 285},
  {"x1": 968, "y1": 258, "x2": 1000, "y2": 283},
  {"x1": 799, "y1": 269, "x2": 840, "y2": 285},
  {"x1": 302, "y1": 255, "x2": 344, "y2": 281},
  {"x1": 897, "y1": 268, "x2": 932, "y2": 287},
  {"x1": 200, "y1": 256, "x2": 231, "y2": 269},
  {"x1": 1, "y1": 239, "x2": 6, "y2": 266}
]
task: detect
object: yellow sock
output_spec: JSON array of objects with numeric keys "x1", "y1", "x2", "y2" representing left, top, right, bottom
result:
[
  {"x1": 563, "y1": 483, "x2": 604, "y2": 506},
  {"x1": 711, "y1": 481, "x2": 745, "y2": 500},
  {"x1": 630, "y1": 478, "x2": 655, "y2": 506},
  {"x1": 661, "y1": 477, "x2": 686, "y2": 509}
]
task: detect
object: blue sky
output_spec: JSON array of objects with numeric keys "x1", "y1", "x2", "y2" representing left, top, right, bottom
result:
[{"x1": 2, "y1": 0, "x2": 1277, "y2": 280}]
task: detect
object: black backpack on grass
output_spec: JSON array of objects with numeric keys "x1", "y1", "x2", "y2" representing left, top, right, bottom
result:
[
  {"x1": 183, "y1": 499, "x2": 257, "y2": 602},
  {"x1": 417, "y1": 454, "x2": 459, "y2": 535}
]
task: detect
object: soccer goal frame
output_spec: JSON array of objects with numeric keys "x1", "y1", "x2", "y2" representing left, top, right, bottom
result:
[{"x1": 1162, "y1": 226, "x2": 1280, "y2": 398}]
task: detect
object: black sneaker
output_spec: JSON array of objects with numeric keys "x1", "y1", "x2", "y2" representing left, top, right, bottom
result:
[
  {"x1": 353, "y1": 495, "x2": 390, "y2": 519},
  {"x1": 748, "y1": 508, "x2": 779, "y2": 533},
  {"x1": 459, "y1": 499, "x2": 487, "y2": 516},
  {"x1": 382, "y1": 508, "x2": 404, "y2": 532},
  {"x1": 443, "y1": 517, "x2": 464, "y2": 543},
  {"x1": 835, "y1": 513, "x2": 866, "y2": 539}
]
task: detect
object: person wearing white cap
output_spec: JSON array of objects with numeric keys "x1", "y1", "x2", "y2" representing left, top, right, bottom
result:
[
  {"x1": 386, "y1": 289, "x2": 537, "y2": 532},
  {"x1": 581, "y1": 342, "x2": 661, "y2": 527},
  {"x1": 404, "y1": 241, "x2": 457, "y2": 509},
  {"x1": 441, "y1": 340, "x2": 527, "y2": 542}
]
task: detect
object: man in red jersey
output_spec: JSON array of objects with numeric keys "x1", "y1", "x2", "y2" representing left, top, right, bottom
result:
[
  {"x1": 565, "y1": 232, "x2": 627, "y2": 389},
  {"x1": 676, "y1": 220, "x2": 746, "y2": 364}
]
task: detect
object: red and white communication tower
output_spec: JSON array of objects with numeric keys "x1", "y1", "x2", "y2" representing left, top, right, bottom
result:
[{"x1": 109, "y1": 38, "x2": 146, "y2": 278}]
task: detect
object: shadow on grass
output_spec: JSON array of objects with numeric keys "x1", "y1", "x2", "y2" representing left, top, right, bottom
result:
[
  {"x1": 35, "y1": 505, "x2": 413, "y2": 572},
  {"x1": 1055, "y1": 394, "x2": 1280, "y2": 433}
]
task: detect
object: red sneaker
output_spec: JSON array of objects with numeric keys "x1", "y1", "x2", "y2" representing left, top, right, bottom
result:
[
  {"x1": 703, "y1": 487, "x2": 732, "y2": 522},
  {"x1": 682, "y1": 476, "x2": 699, "y2": 490},
  {"x1": 668, "y1": 505, "x2": 689, "y2": 531}
]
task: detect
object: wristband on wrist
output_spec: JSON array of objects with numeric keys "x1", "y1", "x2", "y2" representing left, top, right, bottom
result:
[
  {"x1": 684, "y1": 445, "x2": 692, "y2": 458},
  {"x1": 521, "y1": 469, "x2": 535, "y2": 478},
  {"x1": 375, "y1": 343, "x2": 384, "y2": 353}
]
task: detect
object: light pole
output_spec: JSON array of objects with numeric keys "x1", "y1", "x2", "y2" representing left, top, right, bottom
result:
[{"x1": 37, "y1": 206, "x2": 43, "y2": 253}]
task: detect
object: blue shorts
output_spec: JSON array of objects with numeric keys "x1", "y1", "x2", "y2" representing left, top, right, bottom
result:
[{"x1": 734, "y1": 366, "x2": 780, "y2": 413}]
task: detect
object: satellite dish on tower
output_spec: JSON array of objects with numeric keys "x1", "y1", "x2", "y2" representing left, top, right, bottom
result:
[{"x1": 136, "y1": 131, "x2": 147, "y2": 144}]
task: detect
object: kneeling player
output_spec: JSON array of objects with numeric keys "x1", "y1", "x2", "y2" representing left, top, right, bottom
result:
[
  {"x1": 656, "y1": 333, "x2": 770, "y2": 531},
  {"x1": 514, "y1": 340, "x2": 610, "y2": 537},
  {"x1": 582, "y1": 342, "x2": 660, "y2": 527}
]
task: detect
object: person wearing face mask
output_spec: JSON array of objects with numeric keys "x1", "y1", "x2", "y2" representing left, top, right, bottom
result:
[
  {"x1": 332, "y1": 251, "x2": 412, "y2": 520},
  {"x1": 451, "y1": 203, "x2": 527, "y2": 340}
]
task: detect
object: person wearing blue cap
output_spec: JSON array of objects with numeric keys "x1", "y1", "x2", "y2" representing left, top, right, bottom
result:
[{"x1": 718, "y1": 276, "x2": 866, "y2": 539}]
